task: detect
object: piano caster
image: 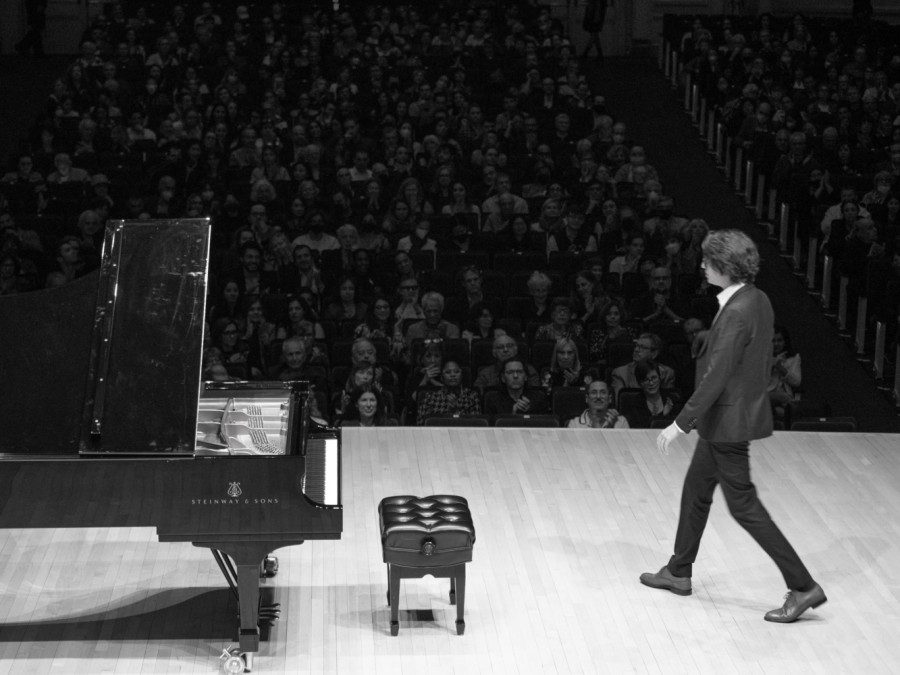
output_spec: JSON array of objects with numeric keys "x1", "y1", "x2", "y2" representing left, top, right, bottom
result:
[
  {"x1": 390, "y1": 620, "x2": 399, "y2": 636},
  {"x1": 262, "y1": 556, "x2": 279, "y2": 577},
  {"x1": 221, "y1": 647, "x2": 252, "y2": 673},
  {"x1": 456, "y1": 620, "x2": 465, "y2": 635}
]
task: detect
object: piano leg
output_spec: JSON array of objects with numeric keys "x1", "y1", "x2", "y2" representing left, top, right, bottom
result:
[{"x1": 197, "y1": 542, "x2": 294, "y2": 659}]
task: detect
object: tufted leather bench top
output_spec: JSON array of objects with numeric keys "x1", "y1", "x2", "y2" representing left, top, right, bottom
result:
[{"x1": 379, "y1": 495, "x2": 475, "y2": 566}]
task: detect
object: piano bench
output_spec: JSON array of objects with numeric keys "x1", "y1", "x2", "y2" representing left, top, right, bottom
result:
[{"x1": 378, "y1": 495, "x2": 476, "y2": 636}]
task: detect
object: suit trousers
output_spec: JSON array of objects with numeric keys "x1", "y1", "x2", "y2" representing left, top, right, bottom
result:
[{"x1": 667, "y1": 438, "x2": 814, "y2": 591}]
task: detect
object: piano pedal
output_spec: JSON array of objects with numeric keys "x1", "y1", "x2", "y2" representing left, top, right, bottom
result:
[{"x1": 262, "y1": 556, "x2": 279, "y2": 577}]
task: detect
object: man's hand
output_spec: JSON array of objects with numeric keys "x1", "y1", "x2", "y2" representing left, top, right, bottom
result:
[{"x1": 656, "y1": 421, "x2": 682, "y2": 455}]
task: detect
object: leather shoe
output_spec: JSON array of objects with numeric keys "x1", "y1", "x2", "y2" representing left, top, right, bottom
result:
[
  {"x1": 639, "y1": 566, "x2": 692, "y2": 596},
  {"x1": 764, "y1": 583, "x2": 827, "y2": 623}
]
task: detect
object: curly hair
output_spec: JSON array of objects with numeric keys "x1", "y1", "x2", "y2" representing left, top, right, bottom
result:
[{"x1": 701, "y1": 229, "x2": 760, "y2": 283}]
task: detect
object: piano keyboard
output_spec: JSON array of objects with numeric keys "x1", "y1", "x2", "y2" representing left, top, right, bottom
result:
[{"x1": 303, "y1": 437, "x2": 339, "y2": 506}]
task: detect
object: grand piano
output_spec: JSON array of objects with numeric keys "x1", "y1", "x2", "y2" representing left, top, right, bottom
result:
[{"x1": 0, "y1": 219, "x2": 342, "y2": 672}]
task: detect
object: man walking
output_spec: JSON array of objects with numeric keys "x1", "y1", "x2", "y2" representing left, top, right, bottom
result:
[{"x1": 641, "y1": 229, "x2": 826, "y2": 623}]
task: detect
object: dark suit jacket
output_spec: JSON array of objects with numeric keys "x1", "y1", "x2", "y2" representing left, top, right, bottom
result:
[
  {"x1": 483, "y1": 388, "x2": 549, "y2": 416},
  {"x1": 675, "y1": 284, "x2": 774, "y2": 442}
]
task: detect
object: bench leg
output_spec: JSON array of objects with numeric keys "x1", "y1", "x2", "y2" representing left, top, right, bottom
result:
[
  {"x1": 449, "y1": 575, "x2": 456, "y2": 605},
  {"x1": 389, "y1": 564, "x2": 400, "y2": 636},
  {"x1": 455, "y1": 565, "x2": 466, "y2": 635}
]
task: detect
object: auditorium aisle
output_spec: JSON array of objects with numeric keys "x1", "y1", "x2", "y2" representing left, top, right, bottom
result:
[{"x1": 589, "y1": 56, "x2": 899, "y2": 432}]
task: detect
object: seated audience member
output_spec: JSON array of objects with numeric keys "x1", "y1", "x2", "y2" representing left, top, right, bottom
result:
[
  {"x1": 483, "y1": 357, "x2": 550, "y2": 416},
  {"x1": 571, "y1": 270, "x2": 612, "y2": 326},
  {"x1": 55, "y1": 235, "x2": 86, "y2": 281},
  {"x1": 204, "y1": 362, "x2": 231, "y2": 382},
  {"x1": 282, "y1": 244, "x2": 326, "y2": 298},
  {"x1": 392, "y1": 273, "x2": 425, "y2": 326},
  {"x1": 567, "y1": 379, "x2": 630, "y2": 429},
  {"x1": 630, "y1": 265, "x2": 687, "y2": 326},
  {"x1": 840, "y1": 218, "x2": 885, "y2": 281},
  {"x1": 404, "y1": 291, "x2": 460, "y2": 345},
  {"x1": 291, "y1": 210, "x2": 340, "y2": 253},
  {"x1": 482, "y1": 197, "x2": 517, "y2": 236},
  {"x1": 278, "y1": 296, "x2": 326, "y2": 342},
  {"x1": 354, "y1": 296, "x2": 395, "y2": 342},
  {"x1": 679, "y1": 218, "x2": 708, "y2": 274},
  {"x1": 270, "y1": 336, "x2": 326, "y2": 389},
  {"x1": 473, "y1": 334, "x2": 540, "y2": 390},
  {"x1": 208, "y1": 278, "x2": 244, "y2": 326},
  {"x1": 682, "y1": 316, "x2": 706, "y2": 351},
  {"x1": 404, "y1": 341, "x2": 445, "y2": 406},
  {"x1": 608, "y1": 234, "x2": 646, "y2": 278},
  {"x1": 587, "y1": 300, "x2": 634, "y2": 362},
  {"x1": 340, "y1": 386, "x2": 396, "y2": 427},
  {"x1": 643, "y1": 196, "x2": 688, "y2": 252},
  {"x1": 237, "y1": 240, "x2": 279, "y2": 298},
  {"x1": 619, "y1": 360, "x2": 681, "y2": 429},
  {"x1": 534, "y1": 298, "x2": 584, "y2": 342},
  {"x1": 610, "y1": 332, "x2": 675, "y2": 396},
  {"x1": 350, "y1": 337, "x2": 398, "y2": 389},
  {"x1": 396, "y1": 217, "x2": 438, "y2": 253},
  {"x1": 768, "y1": 324, "x2": 801, "y2": 411},
  {"x1": 461, "y1": 302, "x2": 504, "y2": 344},
  {"x1": 337, "y1": 363, "x2": 380, "y2": 415},
  {"x1": 504, "y1": 215, "x2": 545, "y2": 253},
  {"x1": 547, "y1": 203, "x2": 598, "y2": 255},
  {"x1": 357, "y1": 212, "x2": 391, "y2": 253},
  {"x1": 0, "y1": 254, "x2": 23, "y2": 295},
  {"x1": 442, "y1": 181, "x2": 482, "y2": 219},
  {"x1": 213, "y1": 319, "x2": 248, "y2": 377},
  {"x1": 74, "y1": 209, "x2": 104, "y2": 271},
  {"x1": 348, "y1": 248, "x2": 381, "y2": 302},
  {"x1": 243, "y1": 298, "x2": 279, "y2": 379},
  {"x1": 517, "y1": 271, "x2": 553, "y2": 326},
  {"x1": 819, "y1": 188, "x2": 870, "y2": 238},
  {"x1": 333, "y1": 223, "x2": 361, "y2": 275},
  {"x1": 416, "y1": 358, "x2": 482, "y2": 424},
  {"x1": 823, "y1": 200, "x2": 861, "y2": 264},
  {"x1": 46, "y1": 152, "x2": 89, "y2": 185},
  {"x1": 446, "y1": 266, "x2": 498, "y2": 324},
  {"x1": 444, "y1": 218, "x2": 478, "y2": 253},
  {"x1": 541, "y1": 337, "x2": 584, "y2": 392},
  {"x1": 324, "y1": 276, "x2": 368, "y2": 324}
]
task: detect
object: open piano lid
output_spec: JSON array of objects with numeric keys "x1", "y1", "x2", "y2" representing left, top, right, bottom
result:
[{"x1": 80, "y1": 218, "x2": 211, "y2": 455}]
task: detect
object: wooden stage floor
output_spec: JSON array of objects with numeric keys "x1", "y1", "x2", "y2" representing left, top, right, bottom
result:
[{"x1": 1, "y1": 428, "x2": 899, "y2": 674}]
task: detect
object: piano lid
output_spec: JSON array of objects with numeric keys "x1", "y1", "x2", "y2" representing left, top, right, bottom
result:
[{"x1": 80, "y1": 218, "x2": 211, "y2": 455}]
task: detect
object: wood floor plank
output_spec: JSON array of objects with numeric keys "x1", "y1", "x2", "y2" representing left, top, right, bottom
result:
[{"x1": 1, "y1": 428, "x2": 899, "y2": 673}]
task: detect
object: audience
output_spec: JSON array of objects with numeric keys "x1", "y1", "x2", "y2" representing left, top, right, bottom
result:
[{"x1": 4, "y1": 3, "x2": 847, "y2": 427}]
